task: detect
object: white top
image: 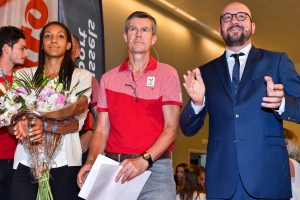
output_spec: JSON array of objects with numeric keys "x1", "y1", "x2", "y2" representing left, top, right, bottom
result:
[
  {"x1": 290, "y1": 158, "x2": 300, "y2": 200},
  {"x1": 13, "y1": 67, "x2": 92, "y2": 169},
  {"x1": 176, "y1": 192, "x2": 206, "y2": 200}
]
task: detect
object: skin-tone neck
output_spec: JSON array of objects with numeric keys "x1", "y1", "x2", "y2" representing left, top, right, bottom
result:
[
  {"x1": 128, "y1": 51, "x2": 150, "y2": 78},
  {"x1": 44, "y1": 56, "x2": 64, "y2": 79},
  {"x1": 0, "y1": 58, "x2": 14, "y2": 75},
  {"x1": 227, "y1": 40, "x2": 251, "y2": 52}
]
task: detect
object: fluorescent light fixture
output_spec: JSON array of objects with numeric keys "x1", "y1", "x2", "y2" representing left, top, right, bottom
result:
[
  {"x1": 174, "y1": 8, "x2": 196, "y2": 21},
  {"x1": 157, "y1": 0, "x2": 220, "y2": 36},
  {"x1": 157, "y1": 0, "x2": 175, "y2": 9}
]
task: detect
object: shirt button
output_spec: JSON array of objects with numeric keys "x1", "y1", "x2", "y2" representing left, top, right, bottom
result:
[
  {"x1": 235, "y1": 114, "x2": 240, "y2": 118},
  {"x1": 234, "y1": 139, "x2": 236, "y2": 143}
]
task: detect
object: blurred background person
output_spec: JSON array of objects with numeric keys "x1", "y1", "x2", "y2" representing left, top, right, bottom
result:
[
  {"x1": 199, "y1": 166, "x2": 205, "y2": 194},
  {"x1": 176, "y1": 164, "x2": 206, "y2": 200},
  {"x1": 284, "y1": 128, "x2": 300, "y2": 199},
  {"x1": 71, "y1": 34, "x2": 99, "y2": 165},
  {"x1": 174, "y1": 163, "x2": 188, "y2": 189}
]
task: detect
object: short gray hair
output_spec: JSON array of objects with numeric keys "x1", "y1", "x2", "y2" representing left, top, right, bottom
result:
[{"x1": 124, "y1": 11, "x2": 157, "y2": 35}]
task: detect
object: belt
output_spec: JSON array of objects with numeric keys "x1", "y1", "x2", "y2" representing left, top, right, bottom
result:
[{"x1": 105, "y1": 151, "x2": 171, "y2": 163}]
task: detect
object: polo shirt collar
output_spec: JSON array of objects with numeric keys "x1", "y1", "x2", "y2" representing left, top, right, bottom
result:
[{"x1": 119, "y1": 56, "x2": 157, "y2": 72}]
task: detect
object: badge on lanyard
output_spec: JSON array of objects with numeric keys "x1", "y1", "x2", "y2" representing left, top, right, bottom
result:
[{"x1": 146, "y1": 76, "x2": 155, "y2": 86}]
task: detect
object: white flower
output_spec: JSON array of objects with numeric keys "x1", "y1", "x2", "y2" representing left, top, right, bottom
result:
[
  {"x1": 19, "y1": 89, "x2": 37, "y2": 108},
  {"x1": 4, "y1": 101, "x2": 22, "y2": 112}
]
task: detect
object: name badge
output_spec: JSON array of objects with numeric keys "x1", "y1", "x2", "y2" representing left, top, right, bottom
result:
[{"x1": 147, "y1": 76, "x2": 155, "y2": 86}]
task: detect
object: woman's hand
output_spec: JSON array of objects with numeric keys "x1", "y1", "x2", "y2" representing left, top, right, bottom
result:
[{"x1": 13, "y1": 117, "x2": 44, "y2": 142}]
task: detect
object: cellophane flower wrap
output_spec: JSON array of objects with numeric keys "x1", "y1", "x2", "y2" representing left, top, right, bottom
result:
[{"x1": 1, "y1": 68, "x2": 90, "y2": 200}]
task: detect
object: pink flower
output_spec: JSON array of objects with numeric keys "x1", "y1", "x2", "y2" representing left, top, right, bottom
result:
[
  {"x1": 56, "y1": 94, "x2": 66, "y2": 105},
  {"x1": 15, "y1": 86, "x2": 28, "y2": 97}
]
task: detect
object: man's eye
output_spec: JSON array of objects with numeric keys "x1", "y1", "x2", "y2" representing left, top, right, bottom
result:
[{"x1": 141, "y1": 28, "x2": 149, "y2": 32}]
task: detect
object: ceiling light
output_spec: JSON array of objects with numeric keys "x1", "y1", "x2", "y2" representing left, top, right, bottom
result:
[{"x1": 157, "y1": 0, "x2": 220, "y2": 36}]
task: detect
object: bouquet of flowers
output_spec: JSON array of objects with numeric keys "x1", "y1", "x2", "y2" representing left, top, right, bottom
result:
[{"x1": 0, "y1": 69, "x2": 90, "y2": 200}]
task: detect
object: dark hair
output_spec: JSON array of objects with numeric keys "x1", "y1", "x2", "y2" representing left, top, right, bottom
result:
[
  {"x1": 125, "y1": 11, "x2": 157, "y2": 35},
  {"x1": 34, "y1": 21, "x2": 75, "y2": 90},
  {"x1": 177, "y1": 164, "x2": 202, "y2": 200},
  {"x1": 174, "y1": 163, "x2": 188, "y2": 188},
  {"x1": 0, "y1": 26, "x2": 25, "y2": 57}
]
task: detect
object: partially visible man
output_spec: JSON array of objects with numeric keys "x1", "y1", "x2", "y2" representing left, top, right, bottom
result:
[
  {"x1": 0, "y1": 26, "x2": 29, "y2": 200},
  {"x1": 180, "y1": 2, "x2": 300, "y2": 199},
  {"x1": 71, "y1": 34, "x2": 99, "y2": 164},
  {"x1": 77, "y1": 11, "x2": 182, "y2": 199}
]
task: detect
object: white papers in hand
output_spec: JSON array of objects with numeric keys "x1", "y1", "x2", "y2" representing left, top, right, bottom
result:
[{"x1": 78, "y1": 154, "x2": 151, "y2": 200}]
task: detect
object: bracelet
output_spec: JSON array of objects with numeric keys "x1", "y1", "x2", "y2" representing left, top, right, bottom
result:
[
  {"x1": 51, "y1": 121, "x2": 58, "y2": 133},
  {"x1": 43, "y1": 119, "x2": 47, "y2": 132}
]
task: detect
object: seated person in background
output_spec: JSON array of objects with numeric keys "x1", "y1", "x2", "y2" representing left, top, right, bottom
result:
[
  {"x1": 176, "y1": 164, "x2": 206, "y2": 200},
  {"x1": 174, "y1": 163, "x2": 188, "y2": 188},
  {"x1": 284, "y1": 128, "x2": 300, "y2": 199}
]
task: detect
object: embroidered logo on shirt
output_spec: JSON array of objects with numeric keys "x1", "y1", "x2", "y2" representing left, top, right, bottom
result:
[{"x1": 147, "y1": 77, "x2": 155, "y2": 86}]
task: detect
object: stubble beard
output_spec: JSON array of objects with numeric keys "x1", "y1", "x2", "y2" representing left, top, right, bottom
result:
[
  {"x1": 221, "y1": 26, "x2": 251, "y2": 47},
  {"x1": 9, "y1": 53, "x2": 25, "y2": 67}
]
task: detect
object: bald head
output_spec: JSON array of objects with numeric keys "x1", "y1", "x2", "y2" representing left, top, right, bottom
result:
[
  {"x1": 221, "y1": 2, "x2": 252, "y2": 19},
  {"x1": 219, "y1": 2, "x2": 255, "y2": 51},
  {"x1": 71, "y1": 34, "x2": 81, "y2": 63}
]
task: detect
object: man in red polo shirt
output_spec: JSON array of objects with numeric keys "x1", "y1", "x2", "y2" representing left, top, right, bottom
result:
[
  {"x1": 78, "y1": 11, "x2": 182, "y2": 199},
  {"x1": 0, "y1": 26, "x2": 29, "y2": 200}
]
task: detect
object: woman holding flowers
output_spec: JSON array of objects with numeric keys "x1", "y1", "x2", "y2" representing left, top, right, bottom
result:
[{"x1": 10, "y1": 21, "x2": 92, "y2": 200}]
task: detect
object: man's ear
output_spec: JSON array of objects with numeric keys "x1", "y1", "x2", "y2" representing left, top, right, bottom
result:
[
  {"x1": 2, "y1": 44, "x2": 11, "y2": 55},
  {"x1": 151, "y1": 35, "x2": 157, "y2": 45},
  {"x1": 75, "y1": 48, "x2": 81, "y2": 58},
  {"x1": 251, "y1": 22, "x2": 256, "y2": 34},
  {"x1": 123, "y1": 32, "x2": 128, "y2": 42}
]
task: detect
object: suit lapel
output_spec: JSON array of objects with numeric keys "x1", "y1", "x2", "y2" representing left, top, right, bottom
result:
[
  {"x1": 237, "y1": 46, "x2": 261, "y2": 95},
  {"x1": 216, "y1": 51, "x2": 236, "y2": 102}
]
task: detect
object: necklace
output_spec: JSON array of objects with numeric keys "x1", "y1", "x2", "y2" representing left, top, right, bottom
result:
[{"x1": 0, "y1": 69, "x2": 10, "y2": 86}]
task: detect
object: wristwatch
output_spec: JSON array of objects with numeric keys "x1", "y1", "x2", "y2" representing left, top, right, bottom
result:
[{"x1": 141, "y1": 152, "x2": 153, "y2": 169}]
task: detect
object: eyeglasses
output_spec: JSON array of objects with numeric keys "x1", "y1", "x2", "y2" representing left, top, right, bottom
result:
[
  {"x1": 125, "y1": 81, "x2": 138, "y2": 102},
  {"x1": 220, "y1": 12, "x2": 252, "y2": 23}
]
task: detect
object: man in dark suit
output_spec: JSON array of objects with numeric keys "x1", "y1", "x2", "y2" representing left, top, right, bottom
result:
[{"x1": 179, "y1": 2, "x2": 300, "y2": 199}]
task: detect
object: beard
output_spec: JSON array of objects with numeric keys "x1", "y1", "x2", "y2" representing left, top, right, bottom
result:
[
  {"x1": 221, "y1": 25, "x2": 251, "y2": 47},
  {"x1": 9, "y1": 54, "x2": 25, "y2": 66}
]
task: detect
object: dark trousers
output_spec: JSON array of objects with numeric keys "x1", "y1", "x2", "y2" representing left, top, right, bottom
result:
[
  {"x1": 10, "y1": 163, "x2": 81, "y2": 200},
  {"x1": 0, "y1": 159, "x2": 14, "y2": 200}
]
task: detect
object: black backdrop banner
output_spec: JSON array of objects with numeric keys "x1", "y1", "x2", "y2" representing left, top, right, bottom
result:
[{"x1": 58, "y1": 0, "x2": 105, "y2": 82}]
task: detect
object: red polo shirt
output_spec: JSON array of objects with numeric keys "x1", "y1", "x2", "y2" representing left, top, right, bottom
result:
[{"x1": 97, "y1": 57, "x2": 182, "y2": 154}]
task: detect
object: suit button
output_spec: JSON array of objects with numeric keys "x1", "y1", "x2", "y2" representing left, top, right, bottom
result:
[
  {"x1": 235, "y1": 114, "x2": 240, "y2": 118},
  {"x1": 234, "y1": 139, "x2": 236, "y2": 143}
]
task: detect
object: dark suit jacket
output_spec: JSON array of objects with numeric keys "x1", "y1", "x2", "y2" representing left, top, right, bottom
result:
[{"x1": 180, "y1": 46, "x2": 300, "y2": 199}]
